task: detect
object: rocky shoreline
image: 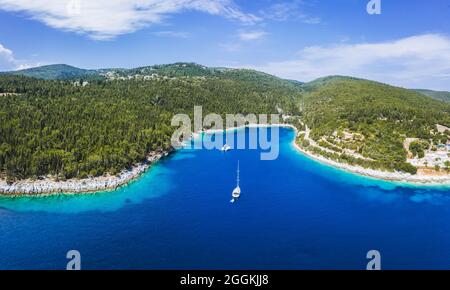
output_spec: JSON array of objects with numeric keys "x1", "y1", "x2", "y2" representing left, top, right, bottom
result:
[
  {"x1": 3, "y1": 123, "x2": 450, "y2": 197},
  {"x1": 0, "y1": 150, "x2": 171, "y2": 196}
]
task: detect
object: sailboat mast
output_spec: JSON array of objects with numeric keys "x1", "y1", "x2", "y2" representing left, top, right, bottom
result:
[{"x1": 237, "y1": 161, "x2": 240, "y2": 187}]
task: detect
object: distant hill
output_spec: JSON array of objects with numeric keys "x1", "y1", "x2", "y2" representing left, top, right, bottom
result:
[
  {"x1": 3, "y1": 64, "x2": 101, "y2": 80},
  {"x1": 6, "y1": 65, "x2": 450, "y2": 106},
  {"x1": 2, "y1": 63, "x2": 305, "y2": 95},
  {"x1": 303, "y1": 77, "x2": 450, "y2": 104},
  {"x1": 102, "y1": 63, "x2": 303, "y2": 91},
  {"x1": 286, "y1": 79, "x2": 304, "y2": 85},
  {"x1": 300, "y1": 75, "x2": 365, "y2": 92},
  {"x1": 415, "y1": 89, "x2": 450, "y2": 103}
]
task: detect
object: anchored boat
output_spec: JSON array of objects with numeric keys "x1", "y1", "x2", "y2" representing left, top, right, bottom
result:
[
  {"x1": 230, "y1": 161, "x2": 241, "y2": 203},
  {"x1": 221, "y1": 144, "x2": 232, "y2": 152}
]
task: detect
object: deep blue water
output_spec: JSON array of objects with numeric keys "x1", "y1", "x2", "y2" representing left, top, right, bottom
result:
[{"x1": 1, "y1": 127, "x2": 450, "y2": 270}]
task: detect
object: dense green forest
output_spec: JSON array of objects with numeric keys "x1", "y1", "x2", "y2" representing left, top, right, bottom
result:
[
  {"x1": 0, "y1": 71, "x2": 301, "y2": 181},
  {"x1": 415, "y1": 89, "x2": 450, "y2": 103},
  {"x1": 2, "y1": 63, "x2": 450, "y2": 181},
  {"x1": 300, "y1": 78, "x2": 450, "y2": 173},
  {"x1": 1, "y1": 64, "x2": 101, "y2": 80}
]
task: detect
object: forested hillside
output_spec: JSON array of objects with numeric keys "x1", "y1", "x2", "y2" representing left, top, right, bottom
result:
[
  {"x1": 0, "y1": 73, "x2": 301, "y2": 181},
  {"x1": 415, "y1": 89, "x2": 450, "y2": 103},
  {"x1": 299, "y1": 79, "x2": 450, "y2": 173},
  {"x1": 2, "y1": 63, "x2": 450, "y2": 181},
  {"x1": 2, "y1": 64, "x2": 101, "y2": 80}
]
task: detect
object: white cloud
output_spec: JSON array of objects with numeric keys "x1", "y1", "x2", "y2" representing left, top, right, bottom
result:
[
  {"x1": 0, "y1": 43, "x2": 14, "y2": 69},
  {"x1": 0, "y1": 43, "x2": 42, "y2": 71},
  {"x1": 220, "y1": 42, "x2": 242, "y2": 52},
  {"x1": 238, "y1": 30, "x2": 267, "y2": 41},
  {"x1": 151, "y1": 31, "x2": 190, "y2": 38},
  {"x1": 301, "y1": 16, "x2": 320, "y2": 24},
  {"x1": 220, "y1": 30, "x2": 267, "y2": 52},
  {"x1": 248, "y1": 34, "x2": 450, "y2": 91},
  {"x1": 0, "y1": 0, "x2": 260, "y2": 40},
  {"x1": 259, "y1": 0, "x2": 321, "y2": 24},
  {"x1": 16, "y1": 63, "x2": 42, "y2": 70}
]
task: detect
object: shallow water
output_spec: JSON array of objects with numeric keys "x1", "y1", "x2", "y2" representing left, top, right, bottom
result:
[{"x1": 1, "y1": 127, "x2": 450, "y2": 269}]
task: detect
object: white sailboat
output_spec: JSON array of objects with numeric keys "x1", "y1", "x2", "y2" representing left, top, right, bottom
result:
[
  {"x1": 230, "y1": 161, "x2": 241, "y2": 203},
  {"x1": 221, "y1": 144, "x2": 232, "y2": 152}
]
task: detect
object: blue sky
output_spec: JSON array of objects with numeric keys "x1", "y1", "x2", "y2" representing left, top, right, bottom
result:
[{"x1": 0, "y1": 0, "x2": 450, "y2": 90}]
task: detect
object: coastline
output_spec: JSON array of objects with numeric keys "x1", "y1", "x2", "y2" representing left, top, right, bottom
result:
[
  {"x1": 0, "y1": 123, "x2": 288, "y2": 196},
  {"x1": 288, "y1": 128, "x2": 450, "y2": 186},
  {"x1": 201, "y1": 123, "x2": 450, "y2": 186},
  {"x1": 3, "y1": 123, "x2": 450, "y2": 197},
  {"x1": 0, "y1": 150, "x2": 171, "y2": 197}
]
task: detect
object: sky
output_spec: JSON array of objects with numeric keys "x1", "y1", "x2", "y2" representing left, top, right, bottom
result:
[{"x1": 0, "y1": 0, "x2": 450, "y2": 90}]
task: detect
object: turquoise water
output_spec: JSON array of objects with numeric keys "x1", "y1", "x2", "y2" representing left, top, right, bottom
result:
[{"x1": 1, "y1": 127, "x2": 450, "y2": 269}]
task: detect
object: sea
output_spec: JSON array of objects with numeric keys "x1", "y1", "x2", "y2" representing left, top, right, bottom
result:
[{"x1": 1, "y1": 127, "x2": 450, "y2": 269}]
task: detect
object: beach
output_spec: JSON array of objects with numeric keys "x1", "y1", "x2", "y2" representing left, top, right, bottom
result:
[{"x1": 290, "y1": 131, "x2": 450, "y2": 186}]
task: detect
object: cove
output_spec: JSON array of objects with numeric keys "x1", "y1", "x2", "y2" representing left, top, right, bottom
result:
[{"x1": 1, "y1": 127, "x2": 450, "y2": 270}]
